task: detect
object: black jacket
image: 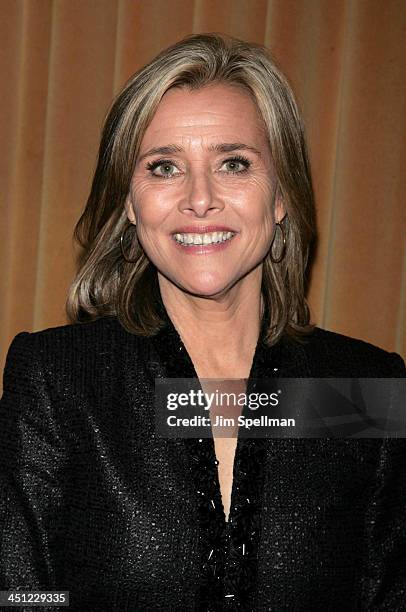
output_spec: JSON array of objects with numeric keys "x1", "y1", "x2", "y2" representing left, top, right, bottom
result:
[{"x1": 0, "y1": 311, "x2": 405, "y2": 611}]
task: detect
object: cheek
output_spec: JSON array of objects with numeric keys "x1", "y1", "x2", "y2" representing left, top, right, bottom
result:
[
  {"x1": 131, "y1": 184, "x2": 173, "y2": 228},
  {"x1": 227, "y1": 181, "x2": 275, "y2": 226},
  {"x1": 250, "y1": 182, "x2": 277, "y2": 231}
]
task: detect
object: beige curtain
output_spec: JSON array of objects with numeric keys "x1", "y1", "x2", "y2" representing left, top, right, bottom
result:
[{"x1": 1, "y1": 0, "x2": 405, "y2": 385}]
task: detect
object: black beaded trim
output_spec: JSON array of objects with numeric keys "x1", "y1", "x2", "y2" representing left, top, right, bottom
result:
[
  {"x1": 150, "y1": 295, "x2": 282, "y2": 610},
  {"x1": 221, "y1": 437, "x2": 268, "y2": 610},
  {"x1": 185, "y1": 435, "x2": 228, "y2": 611}
]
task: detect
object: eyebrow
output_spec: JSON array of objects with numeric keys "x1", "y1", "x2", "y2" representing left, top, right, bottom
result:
[{"x1": 137, "y1": 142, "x2": 262, "y2": 162}]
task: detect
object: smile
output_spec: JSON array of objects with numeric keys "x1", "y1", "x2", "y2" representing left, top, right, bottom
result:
[{"x1": 172, "y1": 231, "x2": 236, "y2": 246}]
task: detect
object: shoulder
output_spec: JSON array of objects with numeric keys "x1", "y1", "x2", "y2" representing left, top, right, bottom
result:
[
  {"x1": 2, "y1": 316, "x2": 131, "y2": 394},
  {"x1": 13, "y1": 315, "x2": 120, "y2": 343},
  {"x1": 284, "y1": 326, "x2": 406, "y2": 377},
  {"x1": 4, "y1": 316, "x2": 120, "y2": 361}
]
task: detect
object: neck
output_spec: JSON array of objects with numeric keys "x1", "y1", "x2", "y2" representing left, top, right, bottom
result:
[{"x1": 157, "y1": 273, "x2": 264, "y2": 378}]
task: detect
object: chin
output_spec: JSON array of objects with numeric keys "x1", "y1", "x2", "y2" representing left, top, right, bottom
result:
[{"x1": 174, "y1": 273, "x2": 236, "y2": 299}]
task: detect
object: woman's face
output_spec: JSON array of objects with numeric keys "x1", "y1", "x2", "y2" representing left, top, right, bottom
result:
[{"x1": 125, "y1": 83, "x2": 285, "y2": 299}]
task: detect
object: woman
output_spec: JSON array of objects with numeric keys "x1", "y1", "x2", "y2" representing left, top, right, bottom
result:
[{"x1": 1, "y1": 33, "x2": 405, "y2": 611}]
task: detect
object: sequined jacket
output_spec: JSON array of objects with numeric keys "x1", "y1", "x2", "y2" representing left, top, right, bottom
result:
[{"x1": 0, "y1": 310, "x2": 405, "y2": 612}]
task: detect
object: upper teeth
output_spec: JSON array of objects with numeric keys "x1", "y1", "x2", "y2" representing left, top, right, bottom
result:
[{"x1": 173, "y1": 231, "x2": 235, "y2": 245}]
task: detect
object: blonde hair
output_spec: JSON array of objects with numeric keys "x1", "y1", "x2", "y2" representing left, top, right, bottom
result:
[{"x1": 66, "y1": 33, "x2": 316, "y2": 346}]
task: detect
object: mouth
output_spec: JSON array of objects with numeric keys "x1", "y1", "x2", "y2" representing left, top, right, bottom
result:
[{"x1": 172, "y1": 230, "x2": 237, "y2": 247}]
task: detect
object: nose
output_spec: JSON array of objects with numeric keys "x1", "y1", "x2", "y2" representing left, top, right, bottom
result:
[{"x1": 180, "y1": 168, "x2": 221, "y2": 217}]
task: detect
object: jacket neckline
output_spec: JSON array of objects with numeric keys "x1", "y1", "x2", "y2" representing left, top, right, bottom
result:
[{"x1": 147, "y1": 299, "x2": 287, "y2": 607}]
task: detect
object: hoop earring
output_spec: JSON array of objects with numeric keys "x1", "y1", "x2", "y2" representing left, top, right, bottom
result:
[
  {"x1": 120, "y1": 223, "x2": 138, "y2": 263},
  {"x1": 269, "y1": 222, "x2": 286, "y2": 263}
]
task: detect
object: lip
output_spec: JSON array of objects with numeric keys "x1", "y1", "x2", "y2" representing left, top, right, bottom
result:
[{"x1": 170, "y1": 225, "x2": 239, "y2": 235}]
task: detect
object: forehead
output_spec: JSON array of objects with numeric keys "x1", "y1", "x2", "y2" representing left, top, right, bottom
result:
[{"x1": 140, "y1": 83, "x2": 267, "y2": 144}]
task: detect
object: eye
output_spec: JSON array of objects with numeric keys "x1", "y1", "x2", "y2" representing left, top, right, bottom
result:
[
  {"x1": 220, "y1": 155, "x2": 251, "y2": 174},
  {"x1": 146, "y1": 159, "x2": 181, "y2": 178}
]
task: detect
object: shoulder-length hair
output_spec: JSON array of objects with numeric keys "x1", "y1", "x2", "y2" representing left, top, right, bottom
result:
[{"x1": 66, "y1": 32, "x2": 317, "y2": 346}]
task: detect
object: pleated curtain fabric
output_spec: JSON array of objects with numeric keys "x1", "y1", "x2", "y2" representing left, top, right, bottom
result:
[{"x1": 1, "y1": 0, "x2": 406, "y2": 387}]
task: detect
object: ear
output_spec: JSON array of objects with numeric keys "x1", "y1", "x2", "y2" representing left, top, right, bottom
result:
[
  {"x1": 124, "y1": 194, "x2": 136, "y2": 225},
  {"x1": 274, "y1": 189, "x2": 286, "y2": 224}
]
